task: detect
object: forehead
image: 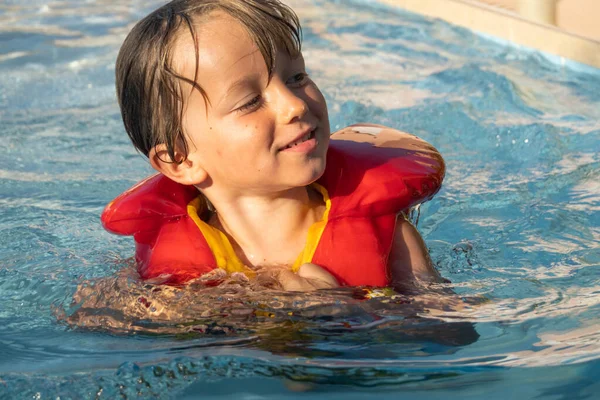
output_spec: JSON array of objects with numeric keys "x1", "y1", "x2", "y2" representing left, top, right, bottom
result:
[{"x1": 172, "y1": 13, "x2": 265, "y2": 94}]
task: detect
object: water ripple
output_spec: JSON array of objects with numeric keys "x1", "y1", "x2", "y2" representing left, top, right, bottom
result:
[{"x1": 1, "y1": 0, "x2": 600, "y2": 397}]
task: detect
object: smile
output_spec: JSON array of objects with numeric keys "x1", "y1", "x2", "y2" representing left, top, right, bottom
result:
[{"x1": 282, "y1": 129, "x2": 316, "y2": 150}]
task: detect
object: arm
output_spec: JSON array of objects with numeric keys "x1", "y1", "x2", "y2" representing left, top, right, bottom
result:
[
  {"x1": 387, "y1": 215, "x2": 480, "y2": 346},
  {"x1": 388, "y1": 214, "x2": 445, "y2": 288},
  {"x1": 270, "y1": 263, "x2": 339, "y2": 291}
]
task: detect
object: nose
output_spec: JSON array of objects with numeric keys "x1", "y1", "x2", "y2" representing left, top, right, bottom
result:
[{"x1": 271, "y1": 79, "x2": 308, "y2": 124}]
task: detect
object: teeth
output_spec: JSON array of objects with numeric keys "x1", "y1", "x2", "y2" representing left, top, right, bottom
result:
[{"x1": 285, "y1": 131, "x2": 312, "y2": 149}]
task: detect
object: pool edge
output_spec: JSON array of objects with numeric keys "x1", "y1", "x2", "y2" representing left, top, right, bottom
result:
[{"x1": 378, "y1": 0, "x2": 600, "y2": 69}]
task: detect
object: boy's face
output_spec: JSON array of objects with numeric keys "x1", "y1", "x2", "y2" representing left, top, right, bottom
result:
[{"x1": 173, "y1": 12, "x2": 330, "y2": 195}]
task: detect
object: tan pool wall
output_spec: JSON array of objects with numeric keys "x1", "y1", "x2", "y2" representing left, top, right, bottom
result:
[
  {"x1": 479, "y1": 0, "x2": 600, "y2": 41},
  {"x1": 378, "y1": 0, "x2": 600, "y2": 69}
]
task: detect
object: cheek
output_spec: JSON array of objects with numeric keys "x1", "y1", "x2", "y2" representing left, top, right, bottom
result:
[
  {"x1": 305, "y1": 84, "x2": 328, "y2": 119},
  {"x1": 218, "y1": 120, "x2": 267, "y2": 156}
]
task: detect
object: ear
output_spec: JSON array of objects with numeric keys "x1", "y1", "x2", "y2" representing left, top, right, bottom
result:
[{"x1": 149, "y1": 144, "x2": 209, "y2": 186}]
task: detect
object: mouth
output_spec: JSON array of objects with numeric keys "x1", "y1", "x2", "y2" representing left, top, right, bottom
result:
[{"x1": 281, "y1": 129, "x2": 316, "y2": 151}]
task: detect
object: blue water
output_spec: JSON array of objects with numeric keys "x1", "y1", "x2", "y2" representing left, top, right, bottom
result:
[{"x1": 1, "y1": 0, "x2": 600, "y2": 398}]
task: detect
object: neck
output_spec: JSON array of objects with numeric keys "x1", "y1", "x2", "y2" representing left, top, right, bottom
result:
[{"x1": 201, "y1": 186, "x2": 324, "y2": 268}]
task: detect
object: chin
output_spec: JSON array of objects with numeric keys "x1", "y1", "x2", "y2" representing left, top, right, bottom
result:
[{"x1": 303, "y1": 157, "x2": 327, "y2": 185}]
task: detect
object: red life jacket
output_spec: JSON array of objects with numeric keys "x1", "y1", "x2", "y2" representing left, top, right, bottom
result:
[{"x1": 101, "y1": 125, "x2": 445, "y2": 286}]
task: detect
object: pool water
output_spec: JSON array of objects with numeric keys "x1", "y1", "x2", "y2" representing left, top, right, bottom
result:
[{"x1": 1, "y1": 0, "x2": 600, "y2": 398}]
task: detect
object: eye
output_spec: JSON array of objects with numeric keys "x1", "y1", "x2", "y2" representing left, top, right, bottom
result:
[
  {"x1": 236, "y1": 95, "x2": 262, "y2": 113},
  {"x1": 287, "y1": 72, "x2": 309, "y2": 87}
]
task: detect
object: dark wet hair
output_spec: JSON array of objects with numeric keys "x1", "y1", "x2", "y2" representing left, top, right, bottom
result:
[{"x1": 115, "y1": 0, "x2": 302, "y2": 162}]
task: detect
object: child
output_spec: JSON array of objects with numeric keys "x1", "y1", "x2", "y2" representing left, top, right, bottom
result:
[{"x1": 103, "y1": 0, "x2": 446, "y2": 291}]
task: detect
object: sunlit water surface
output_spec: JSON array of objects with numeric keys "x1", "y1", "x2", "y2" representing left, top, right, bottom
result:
[{"x1": 1, "y1": 0, "x2": 599, "y2": 398}]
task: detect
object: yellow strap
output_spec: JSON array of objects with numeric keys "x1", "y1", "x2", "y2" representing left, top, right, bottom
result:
[
  {"x1": 186, "y1": 197, "x2": 251, "y2": 275},
  {"x1": 290, "y1": 182, "x2": 331, "y2": 272}
]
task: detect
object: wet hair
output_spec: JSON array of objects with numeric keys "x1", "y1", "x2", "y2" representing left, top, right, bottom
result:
[{"x1": 115, "y1": 0, "x2": 302, "y2": 162}]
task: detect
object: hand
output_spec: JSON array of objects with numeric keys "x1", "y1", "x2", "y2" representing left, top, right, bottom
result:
[{"x1": 273, "y1": 263, "x2": 339, "y2": 292}]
